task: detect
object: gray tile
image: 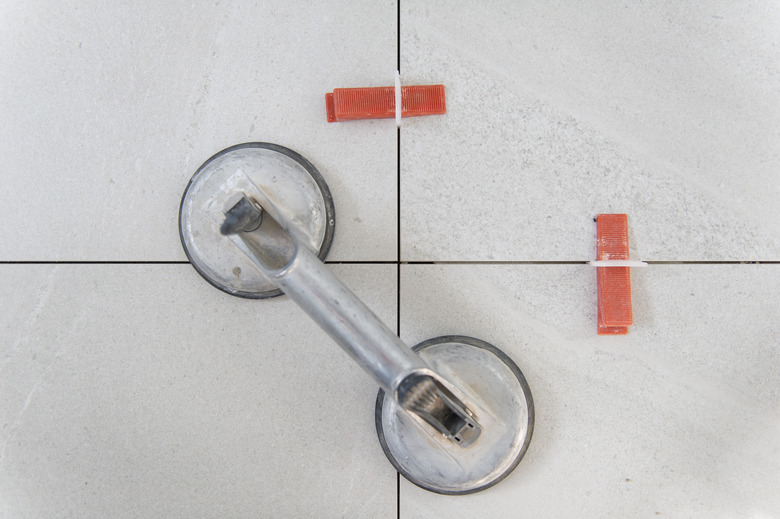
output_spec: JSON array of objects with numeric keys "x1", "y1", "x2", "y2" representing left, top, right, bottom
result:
[
  {"x1": 0, "y1": 1, "x2": 398, "y2": 261},
  {"x1": 0, "y1": 264, "x2": 397, "y2": 518},
  {"x1": 3, "y1": 2, "x2": 779, "y2": 517},
  {"x1": 399, "y1": 264, "x2": 780, "y2": 517},
  {"x1": 400, "y1": 2, "x2": 780, "y2": 261}
]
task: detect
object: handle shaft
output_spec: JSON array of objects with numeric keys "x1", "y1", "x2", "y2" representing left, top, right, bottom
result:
[{"x1": 225, "y1": 201, "x2": 426, "y2": 394}]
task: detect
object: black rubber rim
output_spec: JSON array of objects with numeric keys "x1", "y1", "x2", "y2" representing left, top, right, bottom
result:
[
  {"x1": 375, "y1": 335, "x2": 535, "y2": 495},
  {"x1": 178, "y1": 142, "x2": 336, "y2": 299}
]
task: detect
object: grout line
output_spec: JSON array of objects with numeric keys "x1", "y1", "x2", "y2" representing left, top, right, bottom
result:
[
  {"x1": 397, "y1": 127, "x2": 401, "y2": 265},
  {"x1": 645, "y1": 260, "x2": 780, "y2": 265},
  {"x1": 396, "y1": 0, "x2": 401, "y2": 72},
  {"x1": 0, "y1": 260, "x2": 191, "y2": 265},
  {"x1": 415, "y1": 261, "x2": 587, "y2": 265},
  {"x1": 384, "y1": 260, "x2": 780, "y2": 267},
  {"x1": 324, "y1": 260, "x2": 397, "y2": 265},
  {"x1": 396, "y1": 264, "x2": 402, "y2": 338},
  {"x1": 396, "y1": 3, "x2": 402, "y2": 518},
  {"x1": 397, "y1": 470, "x2": 401, "y2": 519},
  {"x1": 1, "y1": 260, "x2": 777, "y2": 266}
]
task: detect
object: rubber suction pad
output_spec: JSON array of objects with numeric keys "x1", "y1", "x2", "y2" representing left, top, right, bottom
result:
[
  {"x1": 178, "y1": 142, "x2": 335, "y2": 298},
  {"x1": 375, "y1": 336, "x2": 534, "y2": 495}
]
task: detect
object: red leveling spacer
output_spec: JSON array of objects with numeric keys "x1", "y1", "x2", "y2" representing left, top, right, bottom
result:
[
  {"x1": 326, "y1": 85, "x2": 446, "y2": 122},
  {"x1": 596, "y1": 214, "x2": 634, "y2": 335}
]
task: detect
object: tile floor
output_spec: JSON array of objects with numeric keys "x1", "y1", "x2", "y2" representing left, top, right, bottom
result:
[{"x1": 1, "y1": 1, "x2": 778, "y2": 518}]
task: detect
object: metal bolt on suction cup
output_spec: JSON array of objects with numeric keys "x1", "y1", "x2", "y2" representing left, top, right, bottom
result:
[
  {"x1": 396, "y1": 372, "x2": 483, "y2": 448},
  {"x1": 179, "y1": 143, "x2": 534, "y2": 494},
  {"x1": 221, "y1": 196, "x2": 263, "y2": 235}
]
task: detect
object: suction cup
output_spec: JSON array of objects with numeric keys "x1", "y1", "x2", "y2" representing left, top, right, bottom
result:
[
  {"x1": 179, "y1": 142, "x2": 335, "y2": 298},
  {"x1": 375, "y1": 336, "x2": 534, "y2": 495}
]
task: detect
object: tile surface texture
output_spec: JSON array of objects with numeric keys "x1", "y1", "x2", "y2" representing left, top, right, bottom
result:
[
  {"x1": 400, "y1": 1, "x2": 780, "y2": 261},
  {"x1": 1, "y1": 1, "x2": 779, "y2": 518},
  {"x1": 0, "y1": 264, "x2": 396, "y2": 518},
  {"x1": 400, "y1": 264, "x2": 780, "y2": 518},
  {"x1": 0, "y1": 0, "x2": 397, "y2": 261}
]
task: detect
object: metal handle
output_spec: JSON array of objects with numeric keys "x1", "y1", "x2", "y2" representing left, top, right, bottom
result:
[{"x1": 220, "y1": 194, "x2": 482, "y2": 447}]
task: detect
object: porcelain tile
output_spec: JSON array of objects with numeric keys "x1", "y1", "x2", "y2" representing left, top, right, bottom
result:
[
  {"x1": 2, "y1": 2, "x2": 779, "y2": 517},
  {"x1": 0, "y1": 1, "x2": 397, "y2": 261},
  {"x1": 400, "y1": 2, "x2": 780, "y2": 261},
  {"x1": 399, "y1": 264, "x2": 780, "y2": 517},
  {"x1": 0, "y1": 264, "x2": 396, "y2": 518}
]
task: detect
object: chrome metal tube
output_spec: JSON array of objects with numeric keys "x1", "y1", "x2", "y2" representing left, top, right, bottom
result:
[
  {"x1": 219, "y1": 195, "x2": 482, "y2": 447},
  {"x1": 269, "y1": 242, "x2": 428, "y2": 393},
  {"x1": 224, "y1": 198, "x2": 427, "y2": 394}
]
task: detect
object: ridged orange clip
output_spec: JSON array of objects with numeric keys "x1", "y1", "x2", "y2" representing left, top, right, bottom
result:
[
  {"x1": 596, "y1": 214, "x2": 634, "y2": 335},
  {"x1": 326, "y1": 85, "x2": 446, "y2": 122}
]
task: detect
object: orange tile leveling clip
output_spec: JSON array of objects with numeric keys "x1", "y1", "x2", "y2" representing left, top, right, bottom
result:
[
  {"x1": 326, "y1": 72, "x2": 445, "y2": 123},
  {"x1": 590, "y1": 214, "x2": 646, "y2": 335}
]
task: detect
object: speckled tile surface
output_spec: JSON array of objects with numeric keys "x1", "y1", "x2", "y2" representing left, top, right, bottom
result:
[
  {"x1": 1, "y1": 1, "x2": 778, "y2": 518},
  {"x1": 0, "y1": 0, "x2": 397, "y2": 261},
  {"x1": 400, "y1": 1, "x2": 780, "y2": 261},
  {"x1": 0, "y1": 264, "x2": 395, "y2": 518},
  {"x1": 399, "y1": 264, "x2": 780, "y2": 518}
]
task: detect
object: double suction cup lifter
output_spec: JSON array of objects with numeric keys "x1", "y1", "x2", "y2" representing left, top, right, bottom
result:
[{"x1": 179, "y1": 143, "x2": 534, "y2": 494}]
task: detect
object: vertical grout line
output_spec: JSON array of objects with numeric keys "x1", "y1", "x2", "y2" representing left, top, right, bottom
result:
[
  {"x1": 396, "y1": 0, "x2": 401, "y2": 72},
  {"x1": 397, "y1": 126, "x2": 401, "y2": 266},
  {"x1": 397, "y1": 469, "x2": 401, "y2": 519},
  {"x1": 396, "y1": 0, "x2": 402, "y2": 267},
  {"x1": 396, "y1": 2, "x2": 402, "y2": 518},
  {"x1": 396, "y1": 259, "x2": 401, "y2": 518}
]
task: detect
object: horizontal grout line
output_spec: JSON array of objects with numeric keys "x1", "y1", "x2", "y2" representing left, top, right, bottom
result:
[
  {"x1": 408, "y1": 260, "x2": 780, "y2": 265},
  {"x1": 324, "y1": 260, "x2": 397, "y2": 265},
  {"x1": 410, "y1": 261, "x2": 606, "y2": 265},
  {"x1": 1, "y1": 260, "x2": 777, "y2": 266},
  {"x1": 645, "y1": 260, "x2": 780, "y2": 265},
  {"x1": 0, "y1": 260, "x2": 191, "y2": 265}
]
